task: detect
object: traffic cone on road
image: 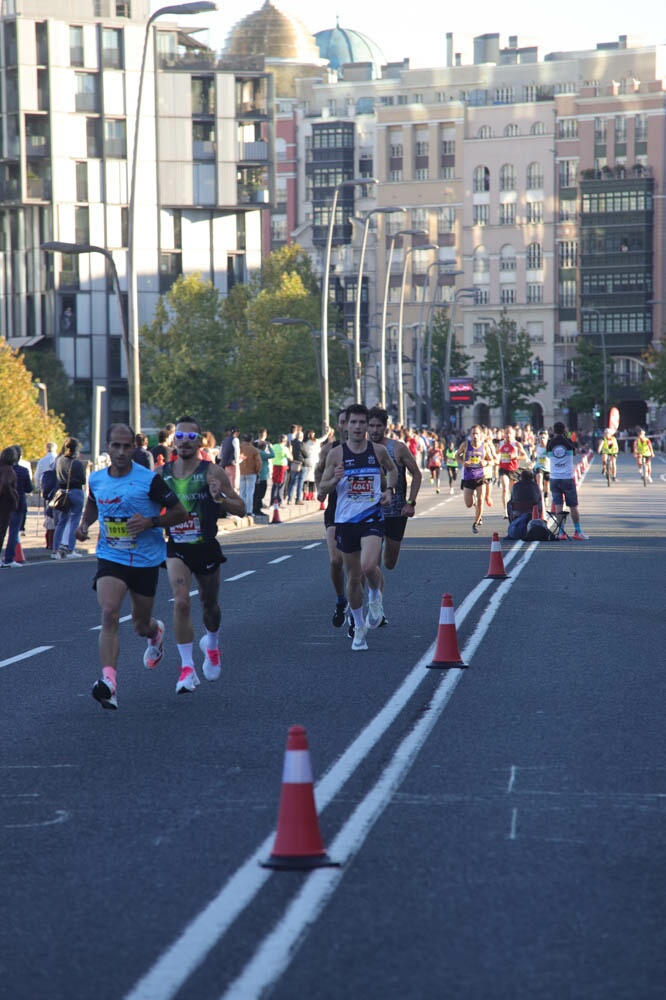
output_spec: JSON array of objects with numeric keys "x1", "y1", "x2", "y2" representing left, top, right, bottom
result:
[
  {"x1": 486, "y1": 532, "x2": 509, "y2": 580},
  {"x1": 428, "y1": 593, "x2": 467, "y2": 669},
  {"x1": 271, "y1": 499, "x2": 282, "y2": 524},
  {"x1": 14, "y1": 540, "x2": 25, "y2": 563},
  {"x1": 262, "y1": 725, "x2": 338, "y2": 870}
]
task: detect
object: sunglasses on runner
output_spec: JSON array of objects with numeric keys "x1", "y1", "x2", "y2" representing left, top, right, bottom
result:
[{"x1": 174, "y1": 431, "x2": 200, "y2": 441}]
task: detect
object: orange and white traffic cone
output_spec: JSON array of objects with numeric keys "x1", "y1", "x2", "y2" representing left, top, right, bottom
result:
[
  {"x1": 14, "y1": 541, "x2": 25, "y2": 563},
  {"x1": 486, "y1": 532, "x2": 510, "y2": 579},
  {"x1": 271, "y1": 498, "x2": 282, "y2": 524},
  {"x1": 428, "y1": 593, "x2": 467, "y2": 670},
  {"x1": 262, "y1": 725, "x2": 338, "y2": 870}
]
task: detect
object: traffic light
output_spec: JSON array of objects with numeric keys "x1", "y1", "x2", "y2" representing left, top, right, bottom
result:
[
  {"x1": 593, "y1": 403, "x2": 601, "y2": 418},
  {"x1": 531, "y1": 360, "x2": 539, "y2": 378}
]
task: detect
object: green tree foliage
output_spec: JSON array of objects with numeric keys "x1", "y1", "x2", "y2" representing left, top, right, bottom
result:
[
  {"x1": 642, "y1": 341, "x2": 666, "y2": 405},
  {"x1": 0, "y1": 341, "x2": 66, "y2": 460},
  {"x1": 478, "y1": 309, "x2": 546, "y2": 422},
  {"x1": 427, "y1": 308, "x2": 474, "y2": 424},
  {"x1": 566, "y1": 336, "x2": 625, "y2": 418},
  {"x1": 22, "y1": 347, "x2": 89, "y2": 438},
  {"x1": 140, "y1": 274, "x2": 231, "y2": 432}
]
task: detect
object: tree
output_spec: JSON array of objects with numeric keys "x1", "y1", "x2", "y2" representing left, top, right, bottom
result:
[
  {"x1": 642, "y1": 341, "x2": 666, "y2": 405},
  {"x1": 0, "y1": 341, "x2": 66, "y2": 460},
  {"x1": 426, "y1": 308, "x2": 473, "y2": 427},
  {"x1": 566, "y1": 336, "x2": 624, "y2": 421},
  {"x1": 21, "y1": 347, "x2": 89, "y2": 438},
  {"x1": 478, "y1": 309, "x2": 546, "y2": 423}
]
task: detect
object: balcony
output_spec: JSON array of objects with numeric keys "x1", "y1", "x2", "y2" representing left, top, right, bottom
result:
[{"x1": 237, "y1": 140, "x2": 268, "y2": 162}]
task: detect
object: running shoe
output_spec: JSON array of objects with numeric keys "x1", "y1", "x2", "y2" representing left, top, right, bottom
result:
[
  {"x1": 485, "y1": 496, "x2": 493, "y2": 507},
  {"x1": 346, "y1": 611, "x2": 355, "y2": 639},
  {"x1": 572, "y1": 530, "x2": 589, "y2": 541},
  {"x1": 351, "y1": 624, "x2": 368, "y2": 651},
  {"x1": 198, "y1": 636, "x2": 221, "y2": 681},
  {"x1": 366, "y1": 595, "x2": 384, "y2": 630},
  {"x1": 65, "y1": 550, "x2": 83, "y2": 559},
  {"x1": 92, "y1": 676, "x2": 118, "y2": 710},
  {"x1": 648, "y1": 475, "x2": 653, "y2": 483},
  {"x1": 332, "y1": 602, "x2": 347, "y2": 628},
  {"x1": 176, "y1": 665, "x2": 201, "y2": 694},
  {"x1": 143, "y1": 620, "x2": 164, "y2": 669},
  {"x1": 472, "y1": 522, "x2": 479, "y2": 534}
]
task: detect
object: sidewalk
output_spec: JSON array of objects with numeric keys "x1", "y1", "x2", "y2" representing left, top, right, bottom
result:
[{"x1": 14, "y1": 497, "x2": 324, "y2": 564}]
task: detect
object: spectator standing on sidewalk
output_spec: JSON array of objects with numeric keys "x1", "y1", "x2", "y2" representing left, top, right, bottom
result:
[
  {"x1": 1, "y1": 447, "x2": 32, "y2": 567},
  {"x1": 239, "y1": 433, "x2": 261, "y2": 515},
  {"x1": 52, "y1": 437, "x2": 87, "y2": 559},
  {"x1": 0, "y1": 447, "x2": 19, "y2": 565}
]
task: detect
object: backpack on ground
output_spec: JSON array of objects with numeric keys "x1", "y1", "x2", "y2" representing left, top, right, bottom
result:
[{"x1": 525, "y1": 517, "x2": 551, "y2": 542}]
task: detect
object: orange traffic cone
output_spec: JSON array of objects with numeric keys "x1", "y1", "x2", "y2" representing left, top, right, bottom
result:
[
  {"x1": 271, "y1": 498, "x2": 282, "y2": 523},
  {"x1": 486, "y1": 532, "x2": 509, "y2": 579},
  {"x1": 14, "y1": 541, "x2": 25, "y2": 563},
  {"x1": 262, "y1": 725, "x2": 338, "y2": 870},
  {"x1": 428, "y1": 593, "x2": 467, "y2": 670},
  {"x1": 319, "y1": 495, "x2": 327, "y2": 511}
]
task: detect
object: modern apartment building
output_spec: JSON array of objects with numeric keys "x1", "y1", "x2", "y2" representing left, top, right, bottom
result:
[{"x1": 0, "y1": 0, "x2": 272, "y2": 433}]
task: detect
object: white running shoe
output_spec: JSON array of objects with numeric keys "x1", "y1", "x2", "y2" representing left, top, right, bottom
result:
[
  {"x1": 351, "y1": 624, "x2": 368, "y2": 651},
  {"x1": 92, "y1": 676, "x2": 118, "y2": 710},
  {"x1": 198, "y1": 636, "x2": 222, "y2": 681},
  {"x1": 366, "y1": 596, "x2": 384, "y2": 630},
  {"x1": 176, "y1": 665, "x2": 201, "y2": 694},
  {"x1": 143, "y1": 620, "x2": 165, "y2": 669},
  {"x1": 65, "y1": 550, "x2": 83, "y2": 559}
]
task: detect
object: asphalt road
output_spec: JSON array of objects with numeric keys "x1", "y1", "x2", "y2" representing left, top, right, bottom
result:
[{"x1": 1, "y1": 450, "x2": 665, "y2": 1000}]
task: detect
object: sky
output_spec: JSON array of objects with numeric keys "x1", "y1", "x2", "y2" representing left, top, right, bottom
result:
[{"x1": 156, "y1": 0, "x2": 665, "y2": 69}]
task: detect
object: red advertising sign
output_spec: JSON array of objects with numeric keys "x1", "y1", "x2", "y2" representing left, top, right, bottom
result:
[{"x1": 449, "y1": 378, "x2": 474, "y2": 404}]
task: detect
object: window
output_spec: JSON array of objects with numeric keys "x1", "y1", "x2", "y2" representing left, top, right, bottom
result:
[
  {"x1": 474, "y1": 288, "x2": 489, "y2": 305},
  {"x1": 530, "y1": 121, "x2": 545, "y2": 135},
  {"x1": 473, "y1": 165, "x2": 490, "y2": 192},
  {"x1": 104, "y1": 119, "x2": 126, "y2": 158},
  {"x1": 527, "y1": 162, "x2": 543, "y2": 189},
  {"x1": 500, "y1": 245, "x2": 516, "y2": 271},
  {"x1": 69, "y1": 26, "x2": 83, "y2": 67},
  {"x1": 526, "y1": 242, "x2": 542, "y2": 269},
  {"x1": 526, "y1": 201, "x2": 543, "y2": 224},
  {"x1": 615, "y1": 116, "x2": 627, "y2": 143},
  {"x1": 499, "y1": 203, "x2": 515, "y2": 225},
  {"x1": 558, "y1": 158, "x2": 577, "y2": 188},
  {"x1": 389, "y1": 142, "x2": 403, "y2": 158},
  {"x1": 86, "y1": 118, "x2": 102, "y2": 157},
  {"x1": 494, "y1": 87, "x2": 515, "y2": 104},
  {"x1": 415, "y1": 167, "x2": 429, "y2": 180},
  {"x1": 102, "y1": 27, "x2": 123, "y2": 69},
  {"x1": 594, "y1": 117, "x2": 607, "y2": 143},
  {"x1": 75, "y1": 162, "x2": 88, "y2": 202},
  {"x1": 559, "y1": 279, "x2": 577, "y2": 308},
  {"x1": 440, "y1": 166, "x2": 454, "y2": 180},
  {"x1": 499, "y1": 164, "x2": 515, "y2": 191},
  {"x1": 415, "y1": 140, "x2": 429, "y2": 157},
  {"x1": 389, "y1": 169, "x2": 403, "y2": 182},
  {"x1": 557, "y1": 118, "x2": 578, "y2": 140},
  {"x1": 437, "y1": 206, "x2": 455, "y2": 233},
  {"x1": 75, "y1": 73, "x2": 99, "y2": 113},
  {"x1": 526, "y1": 283, "x2": 543, "y2": 303},
  {"x1": 412, "y1": 208, "x2": 428, "y2": 231},
  {"x1": 558, "y1": 240, "x2": 578, "y2": 267},
  {"x1": 192, "y1": 76, "x2": 215, "y2": 116},
  {"x1": 441, "y1": 139, "x2": 455, "y2": 155},
  {"x1": 500, "y1": 287, "x2": 515, "y2": 304},
  {"x1": 504, "y1": 124, "x2": 519, "y2": 137},
  {"x1": 635, "y1": 114, "x2": 648, "y2": 142},
  {"x1": 477, "y1": 125, "x2": 493, "y2": 139},
  {"x1": 473, "y1": 247, "x2": 489, "y2": 274},
  {"x1": 75, "y1": 206, "x2": 89, "y2": 245},
  {"x1": 473, "y1": 321, "x2": 490, "y2": 344},
  {"x1": 473, "y1": 204, "x2": 489, "y2": 226},
  {"x1": 159, "y1": 252, "x2": 182, "y2": 294}
]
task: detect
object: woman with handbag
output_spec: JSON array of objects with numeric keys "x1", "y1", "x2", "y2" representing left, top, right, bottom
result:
[
  {"x1": 1, "y1": 446, "x2": 32, "y2": 567},
  {"x1": 52, "y1": 437, "x2": 87, "y2": 559}
]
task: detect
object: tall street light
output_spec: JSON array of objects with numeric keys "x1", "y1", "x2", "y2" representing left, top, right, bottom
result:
[
  {"x1": 442, "y1": 287, "x2": 475, "y2": 430},
  {"x1": 41, "y1": 241, "x2": 128, "y2": 427},
  {"x1": 34, "y1": 381, "x2": 48, "y2": 415},
  {"x1": 380, "y1": 228, "x2": 428, "y2": 409},
  {"x1": 352, "y1": 206, "x2": 405, "y2": 404},
  {"x1": 127, "y1": 2, "x2": 217, "y2": 432},
  {"x1": 580, "y1": 307, "x2": 609, "y2": 425},
  {"x1": 480, "y1": 315, "x2": 508, "y2": 425},
  {"x1": 419, "y1": 264, "x2": 463, "y2": 427},
  {"x1": 321, "y1": 177, "x2": 376, "y2": 430},
  {"x1": 397, "y1": 242, "x2": 438, "y2": 426}
]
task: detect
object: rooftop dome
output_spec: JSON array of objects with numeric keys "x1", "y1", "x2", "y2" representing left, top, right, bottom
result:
[
  {"x1": 315, "y1": 18, "x2": 386, "y2": 78},
  {"x1": 223, "y1": 0, "x2": 322, "y2": 63}
]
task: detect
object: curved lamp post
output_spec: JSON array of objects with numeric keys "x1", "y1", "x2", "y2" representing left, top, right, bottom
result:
[
  {"x1": 397, "y1": 242, "x2": 438, "y2": 425},
  {"x1": 380, "y1": 228, "x2": 428, "y2": 409},
  {"x1": 352, "y1": 206, "x2": 405, "y2": 403},
  {"x1": 127, "y1": 2, "x2": 217, "y2": 431},
  {"x1": 321, "y1": 177, "x2": 377, "y2": 429}
]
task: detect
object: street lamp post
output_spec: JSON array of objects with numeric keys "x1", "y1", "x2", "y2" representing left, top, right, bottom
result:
[
  {"x1": 397, "y1": 242, "x2": 438, "y2": 426},
  {"x1": 321, "y1": 177, "x2": 376, "y2": 430},
  {"x1": 480, "y1": 316, "x2": 508, "y2": 425},
  {"x1": 380, "y1": 228, "x2": 428, "y2": 410},
  {"x1": 353, "y1": 206, "x2": 405, "y2": 404},
  {"x1": 442, "y1": 287, "x2": 475, "y2": 430},
  {"x1": 581, "y1": 308, "x2": 609, "y2": 425},
  {"x1": 34, "y1": 381, "x2": 48, "y2": 415},
  {"x1": 41, "y1": 241, "x2": 129, "y2": 426},
  {"x1": 127, "y1": 2, "x2": 217, "y2": 432}
]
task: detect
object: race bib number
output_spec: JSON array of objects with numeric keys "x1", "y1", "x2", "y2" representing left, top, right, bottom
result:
[
  {"x1": 170, "y1": 513, "x2": 202, "y2": 543},
  {"x1": 348, "y1": 475, "x2": 374, "y2": 501},
  {"x1": 103, "y1": 516, "x2": 135, "y2": 550},
  {"x1": 467, "y1": 455, "x2": 481, "y2": 465}
]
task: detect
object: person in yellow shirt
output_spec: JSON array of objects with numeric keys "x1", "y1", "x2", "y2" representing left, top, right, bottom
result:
[
  {"x1": 598, "y1": 428, "x2": 619, "y2": 480},
  {"x1": 633, "y1": 428, "x2": 654, "y2": 482}
]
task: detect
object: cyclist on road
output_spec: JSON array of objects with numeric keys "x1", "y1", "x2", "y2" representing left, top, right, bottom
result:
[
  {"x1": 598, "y1": 428, "x2": 619, "y2": 480},
  {"x1": 633, "y1": 428, "x2": 654, "y2": 483}
]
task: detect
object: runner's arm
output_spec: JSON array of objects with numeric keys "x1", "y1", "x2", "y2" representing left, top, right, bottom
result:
[
  {"x1": 207, "y1": 464, "x2": 245, "y2": 516},
  {"x1": 75, "y1": 488, "x2": 98, "y2": 540},
  {"x1": 318, "y1": 445, "x2": 343, "y2": 496}
]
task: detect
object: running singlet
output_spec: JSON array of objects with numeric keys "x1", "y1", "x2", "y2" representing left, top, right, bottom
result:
[
  {"x1": 498, "y1": 442, "x2": 520, "y2": 471},
  {"x1": 162, "y1": 460, "x2": 219, "y2": 546},
  {"x1": 88, "y1": 462, "x2": 175, "y2": 566},
  {"x1": 335, "y1": 441, "x2": 383, "y2": 524},
  {"x1": 600, "y1": 438, "x2": 619, "y2": 455},
  {"x1": 462, "y1": 440, "x2": 485, "y2": 482},
  {"x1": 533, "y1": 444, "x2": 550, "y2": 472},
  {"x1": 445, "y1": 447, "x2": 457, "y2": 468},
  {"x1": 635, "y1": 437, "x2": 652, "y2": 456},
  {"x1": 547, "y1": 435, "x2": 575, "y2": 479},
  {"x1": 385, "y1": 439, "x2": 407, "y2": 517}
]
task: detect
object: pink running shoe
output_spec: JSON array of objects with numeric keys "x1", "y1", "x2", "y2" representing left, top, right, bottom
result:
[
  {"x1": 176, "y1": 665, "x2": 201, "y2": 694},
  {"x1": 199, "y1": 636, "x2": 222, "y2": 681},
  {"x1": 143, "y1": 620, "x2": 164, "y2": 669}
]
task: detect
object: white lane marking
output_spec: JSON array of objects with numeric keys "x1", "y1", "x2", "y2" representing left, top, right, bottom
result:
[
  {"x1": 302, "y1": 542, "x2": 322, "y2": 550},
  {"x1": 0, "y1": 646, "x2": 53, "y2": 669},
  {"x1": 222, "y1": 544, "x2": 538, "y2": 999},
  {"x1": 124, "y1": 542, "x2": 530, "y2": 1000},
  {"x1": 169, "y1": 590, "x2": 199, "y2": 602},
  {"x1": 91, "y1": 615, "x2": 131, "y2": 631},
  {"x1": 508, "y1": 765, "x2": 517, "y2": 793},
  {"x1": 268, "y1": 555, "x2": 291, "y2": 564},
  {"x1": 224, "y1": 571, "x2": 256, "y2": 582},
  {"x1": 509, "y1": 808, "x2": 519, "y2": 841},
  {"x1": 5, "y1": 809, "x2": 70, "y2": 829}
]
